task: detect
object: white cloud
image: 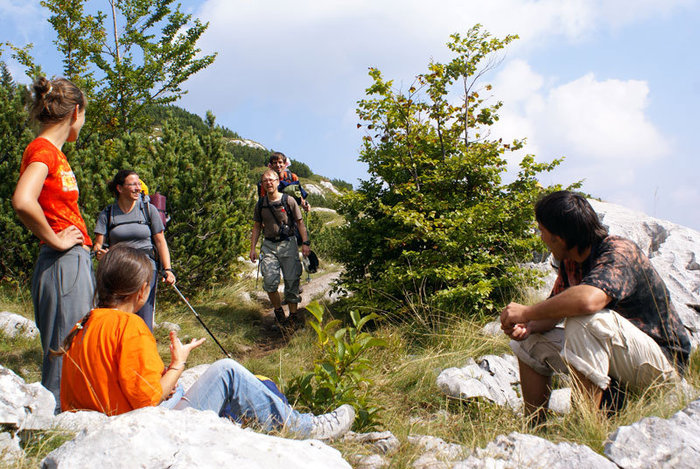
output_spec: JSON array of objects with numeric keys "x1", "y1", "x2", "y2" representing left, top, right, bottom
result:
[
  {"x1": 543, "y1": 73, "x2": 670, "y2": 160},
  {"x1": 493, "y1": 62, "x2": 671, "y2": 161}
]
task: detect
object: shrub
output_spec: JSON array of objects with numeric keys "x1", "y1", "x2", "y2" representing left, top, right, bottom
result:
[
  {"x1": 287, "y1": 302, "x2": 386, "y2": 431},
  {"x1": 336, "y1": 25, "x2": 570, "y2": 319}
]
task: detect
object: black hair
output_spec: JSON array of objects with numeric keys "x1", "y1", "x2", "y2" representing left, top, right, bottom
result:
[
  {"x1": 107, "y1": 169, "x2": 138, "y2": 197},
  {"x1": 535, "y1": 191, "x2": 608, "y2": 254},
  {"x1": 269, "y1": 151, "x2": 286, "y2": 164}
]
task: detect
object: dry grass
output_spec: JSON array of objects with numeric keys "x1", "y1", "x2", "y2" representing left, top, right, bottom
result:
[{"x1": 1, "y1": 277, "x2": 698, "y2": 467}]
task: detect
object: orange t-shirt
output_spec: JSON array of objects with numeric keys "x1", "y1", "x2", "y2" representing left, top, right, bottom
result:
[
  {"x1": 61, "y1": 308, "x2": 164, "y2": 415},
  {"x1": 19, "y1": 137, "x2": 92, "y2": 247}
]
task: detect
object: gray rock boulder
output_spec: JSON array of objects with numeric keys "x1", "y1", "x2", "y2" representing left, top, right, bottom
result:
[
  {"x1": 408, "y1": 434, "x2": 466, "y2": 468},
  {"x1": 455, "y1": 432, "x2": 617, "y2": 468},
  {"x1": 42, "y1": 406, "x2": 351, "y2": 468},
  {"x1": 0, "y1": 432, "x2": 23, "y2": 465},
  {"x1": 436, "y1": 354, "x2": 572, "y2": 413},
  {"x1": 343, "y1": 430, "x2": 400, "y2": 455},
  {"x1": 437, "y1": 354, "x2": 522, "y2": 410},
  {"x1": 351, "y1": 453, "x2": 389, "y2": 469},
  {"x1": 561, "y1": 199, "x2": 700, "y2": 347},
  {"x1": 53, "y1": 410, "x2": 109, "y2": 433},
  {"x1": 0, "y1": 365, "x2": 55, "y2": 430},
  {"x1": 604, "y1": 398, "x2": 700, "y2": 468},
  {"x1": 0, "y1": 311, "x2": 39, "y2": 339}
]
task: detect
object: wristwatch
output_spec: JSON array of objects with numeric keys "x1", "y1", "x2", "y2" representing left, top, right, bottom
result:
[{"x1": 302, "y1": 240, "x2": 311, "y2": 246}]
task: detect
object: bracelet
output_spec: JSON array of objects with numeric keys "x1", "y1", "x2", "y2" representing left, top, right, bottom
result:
[{"x1": 166, "y1": 363, "x2": 185, "y2": 372}]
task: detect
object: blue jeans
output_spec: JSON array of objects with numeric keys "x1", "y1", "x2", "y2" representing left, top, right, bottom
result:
[{"x1": 161, "y1": 359, "x2": 313, "y2": 436}]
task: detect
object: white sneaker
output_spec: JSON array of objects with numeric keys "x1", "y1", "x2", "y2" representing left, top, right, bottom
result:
[{"x1": 308, "y1": 404, "x2": 355, "y2": 440}]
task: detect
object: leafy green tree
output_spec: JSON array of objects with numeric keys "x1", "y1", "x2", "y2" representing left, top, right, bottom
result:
[
  {"x1": 337, "y1": 25, "x2": 567, "y2": 319},
  {"x1": 39, "y1": 0, "x2": 216, "y2": 138},
  {"x1": 0, "y1": 62, "x2": 36, "y2": 280}
]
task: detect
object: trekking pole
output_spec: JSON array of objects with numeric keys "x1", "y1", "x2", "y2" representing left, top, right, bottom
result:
[
  {"x1": 255, "y1": 253, "x2": 262, "y2": 289},
  {"x1": 168, "y1": 280, "x2": 231, "y2": 358},
  {"x1": 303, "y1": 210, "x2": 311, "y2": 282}
]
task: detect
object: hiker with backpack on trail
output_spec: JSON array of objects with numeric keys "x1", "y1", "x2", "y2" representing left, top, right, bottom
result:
[
  {"x1": 93, "y1": 170, "x2": 175, "y2": 330},
  {"x1": 258, "y1": 152, "x2": 310, "y2": 212},
  {"x1": 250, "y1": 169, "x2": 311, "y2": 326}
]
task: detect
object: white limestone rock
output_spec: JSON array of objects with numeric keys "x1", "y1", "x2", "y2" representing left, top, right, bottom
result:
[
  {"x1": 304, "y1": 183, "x2": 324, "y2": 196},
  {"x1": 53, "y1": 410, "x2": 109, "y2": 433},
  {"x1": 42, "y1": 406, "x2": 351, "y2": 468},
  {"x1": 343, "y1": 430, "x2": 400, "y2": 455},
  {"x1": 604, "y1": 398, "x2": 700, "y2": 468},
  {"x1": 0, "y1": 311, "x2": 39, "y2": 339},
  {"x1": 0, "y1": 432, "x2": 23, "y2": 464},
  {"x1": 588, "y1": 199, "x2": 700, "y2": 346},
  {"x1": 319, "y1": 180, "x2": 341, "y2": 195},
  {"x1": 455, "y1": 432, "x2": 617, "y2": 468},
  {"x1": 229, "y1": 138, "x2": 267, "y2": 151},
  {"x1": 0, "y1": 366, "x2": 55, "y2": 430},
  {"x1": 408, "y1": 434, "x2": 466, "y2": 468},
  {"x1": 351, "y1": 453, "x2": 389, "y2": 469},
  {"x1": 548, "y1": 388, "x2": 572, "y2": 414},
  {"x1": 437, "y1": 354, "x2": 522, "y2": 410},
  {"x1": 154, "y1": 321, "x2": 180, "y2": 333},
  {"x1": 481, "y1": 320, "x2": 503, "y2": 337}
]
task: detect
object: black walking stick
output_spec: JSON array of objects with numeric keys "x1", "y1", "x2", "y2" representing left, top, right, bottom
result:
[{"x1": 169, "y1": 280, "x2": 231, "y2": 358}]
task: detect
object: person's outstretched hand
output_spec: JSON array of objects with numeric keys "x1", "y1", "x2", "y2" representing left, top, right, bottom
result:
[{"x1": 168, "y1": 330, "x2": 206, "y2": 367}]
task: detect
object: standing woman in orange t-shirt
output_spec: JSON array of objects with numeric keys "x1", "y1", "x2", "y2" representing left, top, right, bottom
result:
[{"x1": 11, "y1": 76, "x2": 95, "y2": 413}]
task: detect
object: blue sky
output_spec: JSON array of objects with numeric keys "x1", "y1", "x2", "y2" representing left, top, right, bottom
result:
[{"x1": 2, "y1": 0, "x2": 699, "y2": 230}]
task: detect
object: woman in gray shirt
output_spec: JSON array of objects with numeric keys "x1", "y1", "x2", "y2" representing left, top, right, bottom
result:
[{"x1": 93, "y1": 170, "x2": 176, "y2": 330}]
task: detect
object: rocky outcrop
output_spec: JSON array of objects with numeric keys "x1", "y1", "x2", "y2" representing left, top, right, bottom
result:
[
  {"x1": 0, "y1": 366, "x2": 55, "y2": 431},
  {"x1": 0, "y1": 364, "x2": 351, "y2": 467},
  {"x1": 455, "y1": 432, "x2": 617, "y2": 468},
  {"x1": 437, "y1": 355, "x2": 522, "y2": 410},
  {"x1": 437, "y1": 354, "x2": 572, "y2": 414},
  {"x1": 0, "y1": 311, "x2": 39, "y2": 339},
  {"x1": 604, "y1": 398, "x2": 700, "y2": 468},
  {"x1": 42, "y1": 406, "x2": 350, "y2": 468},
  {"x1": 588, "y1": 199, "x2": 700, "y2": 346}
]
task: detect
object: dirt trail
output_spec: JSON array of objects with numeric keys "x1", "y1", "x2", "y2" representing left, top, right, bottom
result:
[{"x1": 246, "y1": 269, "x2": 342, "y2": 358}]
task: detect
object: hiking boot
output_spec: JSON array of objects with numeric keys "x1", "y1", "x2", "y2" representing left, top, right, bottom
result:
[
  {"x1": 308, "y1": 404, "x2": 355, "y2": 440},
  {"x1": 273, "y1": 307, "x2": 287, "y2": 324},
  {"x1": 288, "y1": 310, "x2": 305, "y2": 329}
]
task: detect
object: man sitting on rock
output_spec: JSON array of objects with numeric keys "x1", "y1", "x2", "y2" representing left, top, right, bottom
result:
[{"x1": 500, "y1": 190, "x2": 691, "y2": 421}]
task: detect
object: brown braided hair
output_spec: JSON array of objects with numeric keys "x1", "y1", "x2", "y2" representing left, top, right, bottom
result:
[{"x1": 51, "y1": 245, "x2": 153, "y2": 356}]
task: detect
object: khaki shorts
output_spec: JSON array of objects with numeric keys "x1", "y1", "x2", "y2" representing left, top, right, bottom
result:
[
  {"x1": 510, "y1": 309, "x2": 679, "y2": 390},
  {"x1": 260, "y1": 238, "x2": 302, "y2": 304}
]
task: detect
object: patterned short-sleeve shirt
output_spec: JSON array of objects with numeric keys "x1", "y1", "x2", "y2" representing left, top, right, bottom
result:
[{"x1": 551, "y1": 236, "x2": 691, "y2": 369}]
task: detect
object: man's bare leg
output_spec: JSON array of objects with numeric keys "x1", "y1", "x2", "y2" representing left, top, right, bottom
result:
[
  {"x1": 519, "y1": 359, "x2": 551, "y2": 424},
  {"x1": 267, "y1": 291, "x2": 287, "y2": 323},
  {"x1": 267, "y1": 291, "x2": 282, "y2": 309},
  {"x1": 570, "y1": 368, "x2": 603, "y2": 411},
  {"x1": 288, "y1": 302, "x2": 297, "y2": 314}
]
